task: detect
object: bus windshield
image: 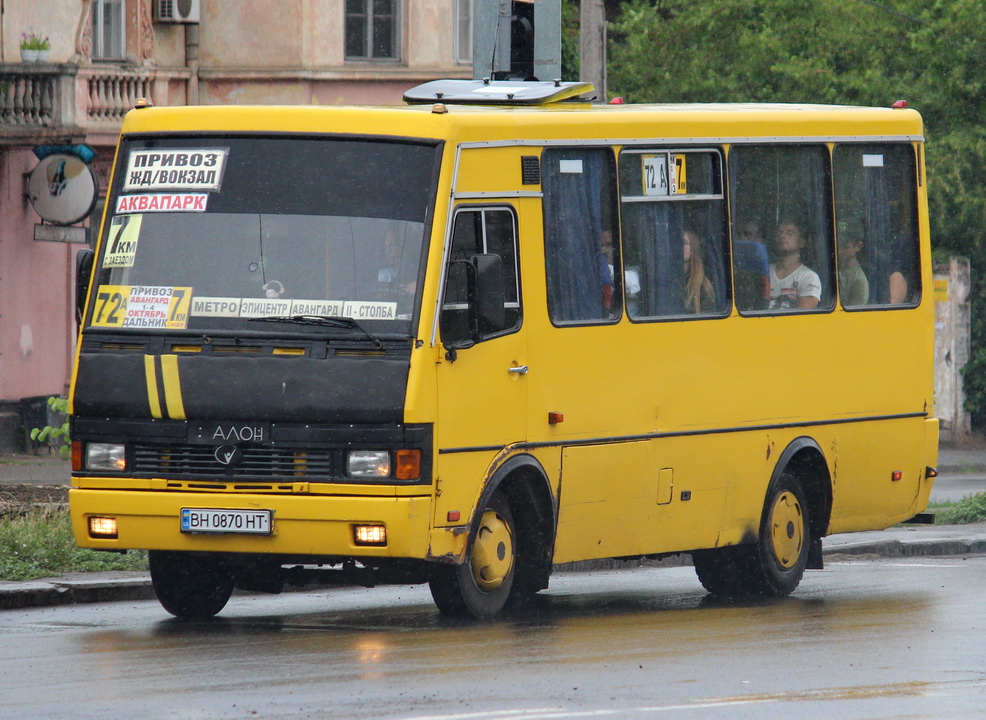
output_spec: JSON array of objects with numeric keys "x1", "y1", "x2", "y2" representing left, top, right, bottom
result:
[{"x1": 88, "y1": 136, "x2": 439, "y2": 336}]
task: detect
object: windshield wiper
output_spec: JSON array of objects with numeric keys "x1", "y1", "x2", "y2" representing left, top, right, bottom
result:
[{"x1": 249, "y1": 315, "x2": 384, "y2": 349}]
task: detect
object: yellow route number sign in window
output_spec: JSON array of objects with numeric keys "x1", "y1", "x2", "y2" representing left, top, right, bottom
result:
[
  {"x1": 641, "y1": 153, "x2": 687, "y2": 196},
  {"x1": 91, "y1": 285, "x2": 193, "y2": 329}
]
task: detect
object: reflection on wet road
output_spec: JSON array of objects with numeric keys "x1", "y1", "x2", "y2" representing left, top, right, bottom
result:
[{"x1": 3, "y1": 558, "x2": 985, "y2": 719}]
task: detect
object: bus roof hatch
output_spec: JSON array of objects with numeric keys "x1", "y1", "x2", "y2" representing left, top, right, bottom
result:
[{"x1": 403, "y1": 79, "x2": 594, "y2": 106}]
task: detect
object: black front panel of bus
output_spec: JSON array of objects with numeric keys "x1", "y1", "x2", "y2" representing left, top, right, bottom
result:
[
  {"x1": 73, "y1": 341, "x2": 412, "y2": 424},
  {"x1": 71, "y1": 415, "x2": 433, "y2": 486}
]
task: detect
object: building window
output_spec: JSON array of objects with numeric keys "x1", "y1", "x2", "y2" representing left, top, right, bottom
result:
[
  {"x1": 92, "y1": 0, "x2": 126, "y2": 60},
  {"x1": 346, "y1": 0, "x2": 400, "y2": 61},
  {"x1": 455, "y1": 0, "x2": 473, "y2": 65}
]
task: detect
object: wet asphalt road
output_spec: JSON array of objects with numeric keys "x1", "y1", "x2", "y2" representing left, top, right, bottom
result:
[{"x1": 2, "y1": 557, "x2": 984, "y2": 720}]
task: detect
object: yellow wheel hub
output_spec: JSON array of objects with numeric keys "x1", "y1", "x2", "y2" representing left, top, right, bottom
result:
[
  {"x1": 470, "y1": 509, "x2": 514, "y2": 591},
  {"x1": 769, "y1": 491, "x2": 804, "y2": 569}
]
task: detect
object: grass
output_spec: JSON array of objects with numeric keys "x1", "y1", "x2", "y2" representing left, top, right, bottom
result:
[
  {"x1": 0, "y1": 507, "x2": 147, "y2": 581},
  {"x1": 927, "y1": 492, "x2": 986, "y2": 525}
]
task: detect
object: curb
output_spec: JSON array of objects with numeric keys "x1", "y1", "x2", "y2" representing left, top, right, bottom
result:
[
  {"x1": 822, "y1": 538, "x2": 986, "y2": 558},
  {"x1": 3, "y1": 535, "x2": 984, "y2": 611},
  {"x1": 0, "y1": 576, "x2": 154, "y2": 610}
]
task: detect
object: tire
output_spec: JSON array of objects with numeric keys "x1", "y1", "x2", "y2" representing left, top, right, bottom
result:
[
  {"x1": 149, "y1": 550, "x2": 236, "y2": 619},
  {"x1": 429, "y1": 491, "x2": 516, "y2": 619},
  {"x1": 694, "y1": 471, "x2": 810, "y2": 598},
  {"x1": 692, "y1": 545, "x2": 757, "y2": 597}
]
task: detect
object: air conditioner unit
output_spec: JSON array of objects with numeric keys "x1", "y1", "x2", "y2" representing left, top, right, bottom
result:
[{"x1": 155, "y1": 0, "x2": 200, "y2": 23}]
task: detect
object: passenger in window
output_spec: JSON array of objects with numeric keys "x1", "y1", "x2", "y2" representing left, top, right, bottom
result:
[
  {"x1": 683, "y1": 230, "x2": 716, "y2": 313},
  {"x1": 837, "y1": 225, "x2": 869, "y2": 307},
  {"x1": 769, "y1": 219, "x2": 821, "y2": 310},
  {"x1": 734, "y1": 219, "x2": 770, "y2": 311},
  {"x1": 602, "y1": 230, "x2": 639, "y2": 314}
]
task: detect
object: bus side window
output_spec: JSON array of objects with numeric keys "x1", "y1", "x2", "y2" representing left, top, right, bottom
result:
[
  {"x1": 440, "y1": 207, "x2": 521, "y2": 346},
  {"x1": 833, "y1": 144, "x2": 920, "y2": 307},
  {"x1": 542, "y1": 147, "x2": 621, "y2": 324},
  {"x1": 618, "y1": 149, "x2": 730, "y2": 320},
  {"x1": 729, "y1": 144, "x2": 836, "y2": 313}
]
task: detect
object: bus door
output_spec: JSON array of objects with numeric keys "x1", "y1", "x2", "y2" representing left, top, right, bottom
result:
[{"x1": 434, "y1": 205, "x2": 527, "y2": 494}]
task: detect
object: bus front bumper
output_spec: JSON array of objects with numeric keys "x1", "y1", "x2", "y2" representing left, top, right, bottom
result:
[{"x1": 69, "y1": 488, "x2": 457, "y2": 561}]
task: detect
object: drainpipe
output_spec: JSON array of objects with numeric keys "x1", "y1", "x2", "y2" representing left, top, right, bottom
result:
[{"x1": 185, "y1": 23, "x2": 199, "y2": 105}]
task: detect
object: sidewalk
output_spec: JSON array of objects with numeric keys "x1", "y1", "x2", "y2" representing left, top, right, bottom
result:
[
  {"x1": 0, "y1": 453, "x2": 70, "y2": 486},
  {"x1": 1, "y1": 443, "x2": 985, "y2": 611}
]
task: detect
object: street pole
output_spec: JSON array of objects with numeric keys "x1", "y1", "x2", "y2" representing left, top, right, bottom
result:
[{"x1": 580, "y1": 0, "x2": 607, "y2": 101}]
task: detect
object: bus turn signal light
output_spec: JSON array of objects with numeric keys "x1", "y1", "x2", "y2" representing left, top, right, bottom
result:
[
  {"x1": 395, "y1": 449, "x2": 421, "y2": 481},
  {"x1": 71, "y1": 441, "x2": 83, "y2": 472},
  {"x1": 548, "y1": 412, "x2": 564, "y2": 425}
]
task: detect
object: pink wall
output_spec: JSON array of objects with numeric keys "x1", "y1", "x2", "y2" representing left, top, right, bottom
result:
[{"x1": 0, "y1": 147, "x2": 82, "y2": 402}]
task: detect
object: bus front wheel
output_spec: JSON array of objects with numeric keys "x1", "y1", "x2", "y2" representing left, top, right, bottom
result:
[
  {"x1": 429, "y1": 492, "x2": 516, "y2": 619},
  {"x1": 149, "y1": 550, "x2": 236, "y2": 619},
  {"x1": 693, "y1": 472, "x2": 810, "y2": 597}
]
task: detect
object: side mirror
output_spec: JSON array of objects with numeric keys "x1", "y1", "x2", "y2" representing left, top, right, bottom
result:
[
  {"x1": 439, "y1": 254, "x2": 507, "y2": 350},
  {"x1": 75, "y1": 248, "x2": 94, "y2": 327}
]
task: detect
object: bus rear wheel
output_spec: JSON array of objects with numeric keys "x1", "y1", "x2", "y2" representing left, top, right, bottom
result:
[
  {"x1": 149, "y1": 550, "x2": 236, "y2": 619},
  {"x1": 429, "y1": 491, "x2": 516, "y2": 619},
  {"x1": 693, "y1": 472, "x2": 810, "y2": 598}
]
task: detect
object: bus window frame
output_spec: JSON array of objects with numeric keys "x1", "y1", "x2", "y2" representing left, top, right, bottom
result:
[
  {"x1": 727, "y1": 142, "x2": 838, "y2": 318},
  {"x1": 618, "y1": 146, "x2": 732, "y2": 323},
  {"x1": 439, "y1": 203, "x2": 523, "y2": 349},
  {"x1": 832, "y1": 141, "x2": 922, "y2": 313},
  {"x1": 541, "y1": 146, "x2": 622, "y2": 329}
]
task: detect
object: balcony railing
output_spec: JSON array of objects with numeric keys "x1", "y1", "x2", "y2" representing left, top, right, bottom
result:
[
  {"x1": 0, "y1": 63, "x2": 189, "y2": 138},
  {"x1": 0, "y1": 64, "x2": 68, "y2": 127},
  {"x1": 84, "y1": 65, "x2": 156, "y2": 124}
]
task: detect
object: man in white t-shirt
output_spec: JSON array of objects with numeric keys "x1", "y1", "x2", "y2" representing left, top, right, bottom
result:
[{"x1": 769, "y1": 220, "x2": 821, "y2": 310}]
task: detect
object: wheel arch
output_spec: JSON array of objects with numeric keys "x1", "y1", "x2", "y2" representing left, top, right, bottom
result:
[
  {"x1": 769, "y1": 436, "x2": 833, "y2": 569},
  {"x1": 473, "y1": 452, "x2": 556, "y2": 591}
]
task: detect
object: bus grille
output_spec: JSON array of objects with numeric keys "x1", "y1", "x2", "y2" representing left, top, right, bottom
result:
[{"x1": 131, "y1": 444, "x2": 334, "y2": 480}]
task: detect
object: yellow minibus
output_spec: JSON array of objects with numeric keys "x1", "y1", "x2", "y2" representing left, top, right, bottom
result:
[{"x1": 69, "y1": 80, "x2": 938, "y2": 618}]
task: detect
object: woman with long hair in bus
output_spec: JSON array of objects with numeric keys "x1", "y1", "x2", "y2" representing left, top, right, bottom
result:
[{"x1": 683, "y1": 229, "x2": 716, "y2": 314}]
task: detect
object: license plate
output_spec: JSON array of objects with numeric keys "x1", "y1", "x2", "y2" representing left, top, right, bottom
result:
[{"x1": 180, "y1": 508, "x2": 272, "y2": 535}]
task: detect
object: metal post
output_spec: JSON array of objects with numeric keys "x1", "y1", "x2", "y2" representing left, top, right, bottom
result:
[
  {"x1": 580, "y1": 0, "x2": 607, "y2": 100},
  {"x1": 533, "y1": 0, "x2": 561, "y2": 81}
]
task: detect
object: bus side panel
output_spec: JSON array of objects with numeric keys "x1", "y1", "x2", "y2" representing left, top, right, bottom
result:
[
  {"x1": 552, "y1": 437, "x2": 735, "y2": 563},
  {"x1": 553, "y1": 441, "x2": 660, "y2": 562},
  {"x1": 827, "y1": 417, "x2": 935, "y2": 533}
]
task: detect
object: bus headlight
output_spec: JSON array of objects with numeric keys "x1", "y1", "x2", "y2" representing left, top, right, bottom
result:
[
  {"x1": 347, "y1": 450, "x2": 390, "y2": 478},
  {"x1": 86, "y1": 443, "x2": 127, "y2": 472}
]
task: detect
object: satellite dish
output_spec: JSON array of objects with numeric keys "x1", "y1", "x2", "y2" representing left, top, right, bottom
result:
[{"x1": 28, "y1": 154, "x2": 99, "y2": 226}]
